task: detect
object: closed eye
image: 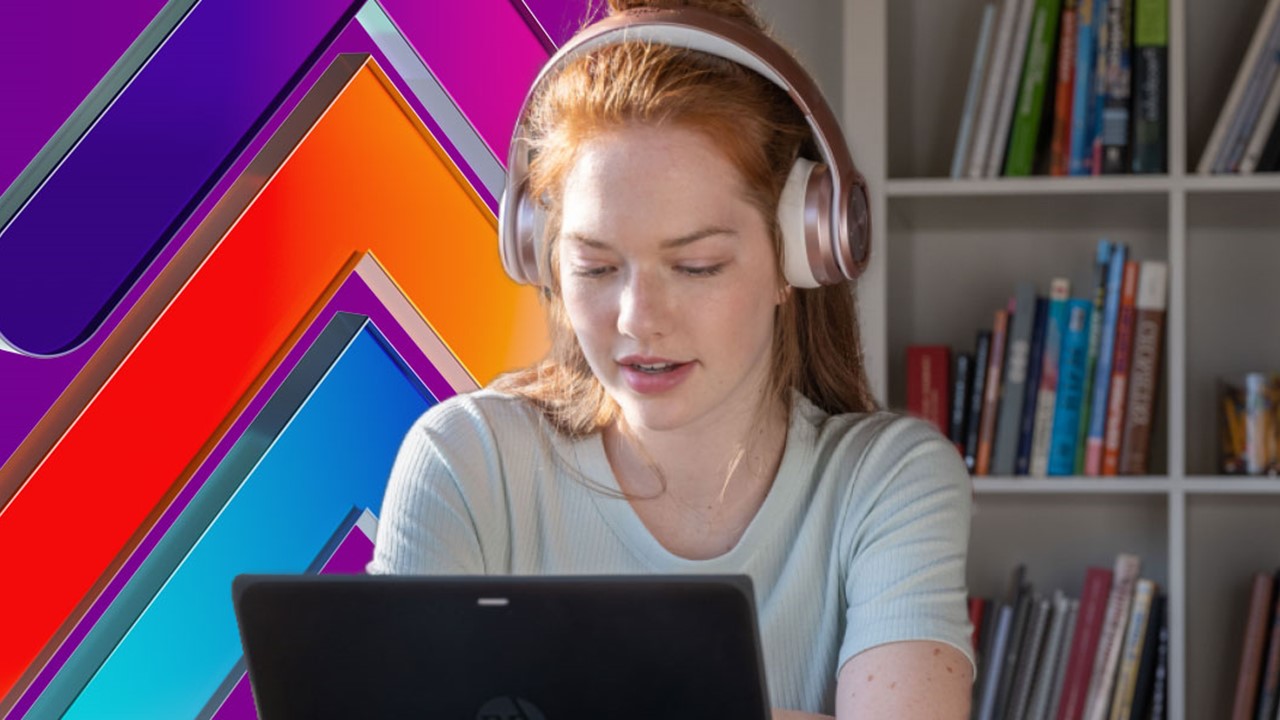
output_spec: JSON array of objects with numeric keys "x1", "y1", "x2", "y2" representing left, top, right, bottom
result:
[
  {"x1": 678, "y1": 263, "x2": 726, "y2": 277},
  {"x1": 571, "y1": 264, "x2": 615, "y2": 278}
]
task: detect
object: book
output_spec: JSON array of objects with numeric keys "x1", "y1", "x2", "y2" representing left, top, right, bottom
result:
[
  {"x1": 1219, "y1": 11, "x2": 1280, "y2": 173},
  {"x1": 954, "y1": 4, "x2": 1000, "y2": 178},
  {"x1": 1017, "y1": 297, "x2": 1051, "y2": 475},
  {"x1": 1118, "y1": 261, "x2": 1168, "y2": 475},
  {"x1": 1099, "y1": 0, "x2": 1132, "y2": 174},
  {"x1": 1085, "y1": 243, "x2": 1129, "y2": 475},
  {"x1": 1010, "y1": 594, "x2": 1054, "y2": 720},
  {"x1": 1050, "y1": 0, "x2": 1080, "y2": 176},
  {"x1": 1031, "y1": 279, "x2": 1071, "y2": 476},
  {"x1": 978, "y1": 308, "x2": 1011, "y2": 475},
  {"x1": 1149, "y1": 606, "x2": 1169, "y2": 720},
  {"x1": 971, "y1": 0, "x2": 1024, "y2": 178},
  {"x1": 1087, "y1": 0, "x2": 1112, "y2": 175},
  {"x1": 967, "y1": 331, "x2": 994, "y2": 473},
  {"x1": 1127, "y1": 594, "x2": 1166, "y2": 720},
  {"x1": 908, "y1": 345, "x2": 952, "y2": 435},
  {"x1": 1049, "y1": 299, "x2": 1094, "y2": 475},
  {"x1": 1076, "y1": 240, "x2": 1115, "y2": 474},
  {"x1": 1252, "y1": 570, "x2": 1280, "y2": 720},
  {"x1": 1069, "y1": 0, "x2": 1100, "y2": 175},
  {"x1": 1108, "y1": 578, "x2": 1157, "y2": 720},
  {"x1": 998, "y1": 579, "x2": 1037, "y2": 719},
  {"x1": 1197, "y1": 0, "x2": 1280, "y2": 173},
  {"x1": 1028, "y1": 591, "x2": 1073, "y2": 720},
  {"x1": 1057, "y1": 566, "x2": 1115, "y2": 720},
  {"x1": 1048, "y1": 599, "x2": 1083, "y2": 719},
  {"x1": 976, "y1": 598, "x2": 1005, "y2": 712},
  {"x1": 1232, "y1": 573, "x2": 1277, "y2": 720},
  {"x1": 1006, "y1": 0, "x2": 1064, "y2": 175},
  {"x1": 988, "y1": 0, "x2": 1039, "y2": 176},
  {"x1": 1240, "y1": 69, "x2": 1280, "y2": 174},
  {"x1": 1131, "y1": 0, "x2": 1168, "y2": 173},
  {"x1": 951, "y1": 352, "x2": 975, "y2": 453},
  {"x1": 967, "y1": 331, "x2": 994, "y2": 472},
  {"x1": 1082, "y1": 552, "x2": 1142, "y2": 720},
  {"x1": 971, "y1": 596, "x2": 990, "y2": 662},
  {"x1": 978, "y1": 603, "x2": 1017, "y2": 720},
  {"x1": 1102, "y1": 260, "x2": 1141, "y2": 476},
  {"x1": 996, "y1": 283, "x2": 1041, "y2": 476}
]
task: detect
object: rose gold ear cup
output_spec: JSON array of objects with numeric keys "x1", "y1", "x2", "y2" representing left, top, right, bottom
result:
[
  {"x1": 841, "y1": 175, "x2": 871, "y2": 280},
  {"x1": 498, "y1": 182, "x2": 544, "y2": 287}
]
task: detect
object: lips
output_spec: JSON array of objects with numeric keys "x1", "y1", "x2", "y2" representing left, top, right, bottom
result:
[{"x1": 616, "y1": 356, "x2": 696, "y2": 394}]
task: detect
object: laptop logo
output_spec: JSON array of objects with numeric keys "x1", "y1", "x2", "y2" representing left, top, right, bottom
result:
[{"x1": 476, "y1": 696, "x2": 547, "y2": 720}]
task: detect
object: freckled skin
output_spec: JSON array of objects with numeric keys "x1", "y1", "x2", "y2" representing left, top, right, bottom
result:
[{"x1": 866, "y1": 675, "x2": 874, "y2": 682}]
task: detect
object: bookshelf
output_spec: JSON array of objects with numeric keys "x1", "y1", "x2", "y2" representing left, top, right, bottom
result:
[{"x1": 749, "y1": 0, "x2": 1280, "y2": 717}]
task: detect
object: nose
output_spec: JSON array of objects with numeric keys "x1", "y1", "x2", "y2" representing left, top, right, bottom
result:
[{"x1": 616, "y1": 267, "x2": 671, "y2": 341}]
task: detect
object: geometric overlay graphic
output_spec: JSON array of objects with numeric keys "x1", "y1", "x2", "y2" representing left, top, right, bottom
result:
[
  {"x1": 0, "y1": 0, "x2": 602, "y2": 714},
  {"x1": 60, "y1": 315, "x2": 435, "y2": 719},
  {"x1": 14, "y1": 256, "x2": 476, "y2": 718}
]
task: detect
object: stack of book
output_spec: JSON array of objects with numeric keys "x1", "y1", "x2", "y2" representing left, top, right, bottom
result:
[
  {"x1": 905, "y1": 240, "x2": 1168, "y2": 477},
  {"x1": 1230, "y1": 570, "x2": 1280, "y2": 720},
  {"x1": 952, "y1": 0, "x2": 1168, "y2": 178},
  {"x1": 970, "y1": 553, "x2": 1167, "y2": 720},
  {"x1": 1198, "y1": 0, "x2": 1280, "y2": 174}
]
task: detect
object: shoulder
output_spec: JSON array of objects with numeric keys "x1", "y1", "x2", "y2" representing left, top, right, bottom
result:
[{"x1": 409, "y1": 387, "x2": 548, "y2": 449}]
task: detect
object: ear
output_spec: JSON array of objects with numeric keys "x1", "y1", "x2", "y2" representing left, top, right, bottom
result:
[{"x1": 776, "y1": 283, "x2": 793, "y2": 306}]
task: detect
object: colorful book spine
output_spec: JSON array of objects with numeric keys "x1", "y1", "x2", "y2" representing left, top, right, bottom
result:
[
  {"x1": 1049, "y1": 299, "x2": 1093, "y2": 475},
  {"x1": 1198, "y1": 0, "x2": 1280, "y2": 173},
  {"x1": 978, "y1": 309, "x2": 1011, "y2": 476},
  {"x1": 951, "y1": 352, "x2": 975, "y2": 454},
  {"x1": 1119, "y1": 261, "x2": 1168, "y2": 475},
  {"x1": 1057, "y1": 567, "x2": 1115, "y2": 720},
  {"x1": 1017, "y1": 297, "x2": 1051, "y2": 475},
  {"x1": 1005, "y1": 0, "x2": 1064, "y2": 175},
  {"x1": 1076, "y1": 240, "x2": 1114, "y2": 474},
  {"x1": 1050, "y1": 0, "x2": 1080, "y2": 176},
  {"x1": 1149, "y1": 607, "x2": 1169, "y2": 720},
  {"x1": 1231, "y1": 573, "x2": 1276, "y2": 720},
  {"x1": 1131, "y1": 0, "x2": 1168, "y2": 173},
  {"x1": 1108, "y1": 578, "x2": 1156, "y2": 720},
  {"x1": 995, "y1": 283, "x2": 1040, "y2": 476},
  {"x1": 1240, "y1": 69, "x2": 1280, "y2": 173},
  {"x1": 1082, "y1": 552, "x2": 1142, "y2": 720},
  {"x1": 954, "y1": 4, "x2": 1000, "y2": 178},
  {"x1": 988, "y1": 0, "x2": 1039, "y2": 176},
  {"x1": 908, "y1": 345, "x2": 952, "y2": 435},
  {"x1": 1100, "y1": 0, "x2": 1133, "y2": 174},
  {"x1": 1102, "y1": 260, "x2": 1141, "y2": 476},
  {"x1": 1085, "y1": 243, "x2": 1129, "y2": 475},
  {"x1": 1069, "y1": 0, "x2": 1099, "y2": 175},
  {"x1": 1031, "y1": 279, "x2": 1071, "y2": 476},
  {"x1": 967, "y1": 330, "x2": 994, "y2": 473}
]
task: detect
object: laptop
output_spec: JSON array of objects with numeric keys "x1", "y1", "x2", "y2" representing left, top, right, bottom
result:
[{"x1": 232, "y1": 574, "x2": 771, "y2": 719}]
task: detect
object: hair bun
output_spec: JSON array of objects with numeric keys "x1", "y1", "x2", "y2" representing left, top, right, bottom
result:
[{"x1": 605, "y1": 0, "x2": 765, "y2": 28}]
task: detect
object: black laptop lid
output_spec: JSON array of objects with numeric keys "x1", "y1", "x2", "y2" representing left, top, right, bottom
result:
[{"x1": 232, "y1": 574, "x2": 771, "y2": 720}]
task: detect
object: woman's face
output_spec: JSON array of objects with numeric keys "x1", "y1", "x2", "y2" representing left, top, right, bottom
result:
[{"x1": 557, "y1": 124, "x2": 783, "y2": 434}]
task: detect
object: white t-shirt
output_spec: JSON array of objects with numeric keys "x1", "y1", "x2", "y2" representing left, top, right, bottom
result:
[{"x1": 368, "y1": 388, "x2": 975, "y2": 714}]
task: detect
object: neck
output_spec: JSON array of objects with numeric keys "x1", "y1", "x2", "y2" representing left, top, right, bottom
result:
[{"x1": 604, "y1": 390, "x2": 790, "y2": 511}]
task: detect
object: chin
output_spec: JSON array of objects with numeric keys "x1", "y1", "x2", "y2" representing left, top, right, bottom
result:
[{"x1": 614, "y1": 396, "x2": 699, "y2": 434}]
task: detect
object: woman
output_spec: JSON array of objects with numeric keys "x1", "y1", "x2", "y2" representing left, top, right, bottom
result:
[{"x1": 368, "y1": 1, "x2": 974, "y2": 717}]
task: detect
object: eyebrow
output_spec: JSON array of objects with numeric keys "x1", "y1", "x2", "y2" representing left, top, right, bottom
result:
[{"x1": 563, "y1": 226, "x2": 737, "y2": 250}]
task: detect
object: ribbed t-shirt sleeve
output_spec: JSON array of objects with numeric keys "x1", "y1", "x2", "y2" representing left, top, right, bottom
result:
[
  {"x1": 836, "y1": 415, "x2": 975, "y2": 676},
  {"x1": 366, "y1": 396, "x2": 505, "y2": 576}
]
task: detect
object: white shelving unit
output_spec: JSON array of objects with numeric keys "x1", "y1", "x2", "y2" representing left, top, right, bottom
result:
[{"x1": 752, "y1": 0, "x2": 1280, "y2": 717}]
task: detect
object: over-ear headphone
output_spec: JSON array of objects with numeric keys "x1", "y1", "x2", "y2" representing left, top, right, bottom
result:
[{"x1": 499, "y1": 6, "x2": 870, "y2": 290}]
